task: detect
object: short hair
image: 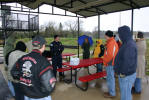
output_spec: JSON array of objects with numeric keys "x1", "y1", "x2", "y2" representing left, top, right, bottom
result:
[
  {"x1": 137, "y1": 31, "x2": 144, "y2": 38},
  {"x1": 105, "y1": 30, "x2": 114, "y2": 37},
  {"x1": 54, "y1": 35, "x2": 59, "y2": 39},
  {"x1": 15, "y1": 41, "x2": 26, "y2": 52},
  {"x1": 32, "y1": 35, "x2": 35, "y2": 39}
]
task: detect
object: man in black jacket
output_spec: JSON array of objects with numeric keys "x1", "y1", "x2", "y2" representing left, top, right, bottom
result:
[
  {"x1": 50, "y1": 35, "x2": 64, "y2": 80},
  {"x1": 11, "y1": 35, "x2": 56, "y2": 100}
]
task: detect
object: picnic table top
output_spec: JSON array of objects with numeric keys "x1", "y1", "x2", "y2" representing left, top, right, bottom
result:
[
  {"x1": 62, "y1": 58, "x2": 103, "y2": 69},
  {"x1": 62, "y1": 53, "x2": 75, "y2": 57}
]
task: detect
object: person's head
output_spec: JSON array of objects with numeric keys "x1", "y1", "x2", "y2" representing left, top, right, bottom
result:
[
  {"x1": 85, "y1": 38, "x2": 89, "y2": 43},
  {"x1": 137, "y1": 31, "x2": 144, "y2": 39},
  {"x1": 15, "y1": 41, "x2": 26, "y2": 52},
  {"x1": 96, "y1": 39, "x2": 102, "y2": 46},
  {"x1": 31, "y1": 35, "x2": 35, "y2": 39},
  {"x1": 105, "y1": 30, "x2": 114, "y2": 40},
  {"x1": 54, "y1": 35, "x2": 60, "y2": 42},
  {"x1": 32, "y1": 35, "x2": 46, "y2": 53},
  {"x1": 115, "y1": 34, "x2": 120, "y2": 42},
  {"x1": 118, "y1": 25, "x2": 132, "y2": 43}
]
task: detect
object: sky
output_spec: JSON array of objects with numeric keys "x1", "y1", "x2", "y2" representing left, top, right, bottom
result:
[{"x1": 39, "y1": 4, "x2": 149, "y2": 32}]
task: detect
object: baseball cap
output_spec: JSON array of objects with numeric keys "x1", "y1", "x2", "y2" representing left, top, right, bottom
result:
[{"x1": 32, "y1": 35, "x2": 46, "y2": 49}]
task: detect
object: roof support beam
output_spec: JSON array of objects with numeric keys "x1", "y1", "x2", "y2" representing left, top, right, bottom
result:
[
  {"x1": 114, "y1": 0, "x2": 140, "y2": 8},
  {"x1": 54, "y1": 0, "x2": 56, "y2": 5},
  {"x1": 129, "y1": 0, "x2": 140, "y2": 8},
  {"x1": 131, "y1": 9, "x2": 134, "y2": 34},
  {"x1": 71, "y1": 0, "x2": 73, "y2": 8},
  {"x1": 69, "y1": 0, "x2": 112, "y2": 12},
  {"x1": 60, "y1": 0, "x2": 78, "y2": 8},
  {"x1": 78, "y1": 0, "x2": 86, "y2": 4},
  {"x1": 76, "y1": 0, "x2": 107, "y2": 14}
]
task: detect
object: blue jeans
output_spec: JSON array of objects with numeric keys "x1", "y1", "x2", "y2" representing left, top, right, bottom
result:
[
  {"x1": 105, "y1": 66, "x2": 116, "y2": 96},
  {"x1": 24, "y1": 96, "x2": 51, "y2": 100},
  {"x1": 8, "y1": 81, "x2": 15, "y2": 96},
  {"x1": 134, "y1": 78, "x2": 141, "y2": 93},
  {"x1": 97, "y1": 64, "x2": 103, "y2": 72},
  {"x1": 118, "y1": 73, "x2": 136, "y2": 100}
]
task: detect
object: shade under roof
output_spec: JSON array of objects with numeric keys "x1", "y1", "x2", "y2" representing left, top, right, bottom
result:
[{"x1": 2, "y1": 0, "x2": 149, "y2": 17}]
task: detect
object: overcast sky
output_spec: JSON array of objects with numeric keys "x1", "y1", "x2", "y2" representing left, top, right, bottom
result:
[
  {"x1": 39, "y1": 5, "x2": 149, "y2": 32},
  {"x1": 1, "y1": 3, "x2": 149, "y2": 32}
]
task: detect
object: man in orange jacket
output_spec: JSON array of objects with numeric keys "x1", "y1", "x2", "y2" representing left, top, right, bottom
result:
[{"x1": 103, "y1": 30, "x2": 118, "y2": 98}]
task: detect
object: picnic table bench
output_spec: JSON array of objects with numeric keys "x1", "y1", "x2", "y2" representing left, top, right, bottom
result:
[{"x1": 57, "y1": 58, "x2": 106, "y2": 91}]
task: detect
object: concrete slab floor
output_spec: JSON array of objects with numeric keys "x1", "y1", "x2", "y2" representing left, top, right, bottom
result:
[{"x1": 1, "y1": 64, "x2": 149, "y2": 100}]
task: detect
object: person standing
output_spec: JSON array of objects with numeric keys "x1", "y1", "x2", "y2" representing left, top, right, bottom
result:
[
  {"x1": 93, "y1": 39, "x2": 105, "y2": 72},
  {"x1": 3, "y1": 33, "x2": 16, "y2": 70},
  {"x1": 50, "y1": 35, "x2": 64, "y2": 80},
  {"x1": 133, "y1": 32, "x2": 146, "y2": 94},
  {"x1": 114, "y1": 26, "x2": 137, "y2": 100},
  {"x1": 115, "y1": 34, "x2": 122, "y2": 49},
  {"x1": 103, "y1": 30, "x2": 118, "y2": 98},
  {"x1": 8, "y1": 41, "x2": 27, "y2": 100},
  {"x1": 82, "y1": 38, "x2": 90, "y2": 59},
  {"x1": 25, "y1": 36, "x2": 35, "y2": 53},
  {"x1": 11, "y1": 35, "x2": 56, "y2": 100}
]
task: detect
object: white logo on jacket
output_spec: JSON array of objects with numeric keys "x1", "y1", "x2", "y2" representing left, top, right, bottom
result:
[{"x1": 22, "y1": 61, "x2": 32, "y2": 77}]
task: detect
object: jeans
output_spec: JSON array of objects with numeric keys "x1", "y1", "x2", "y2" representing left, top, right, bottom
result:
[
  {"x1": 105, "y1": 66, "x2": 116, "y2": 96},
  {"x1": 97, "y1": 64, "x2": 102, "y2": 72},
  {"x1": 134, "y1": 78, "x2": 142, "y2": 93},
  {"x1": 8, "y1": 81, "x2": 15, "y2": 96},
  {"x1": 118, "y1": 73, "x2": 136, "y2": 100},
  {"x1": 24, "y1": 96, "x2": 51, "y2": 100}
]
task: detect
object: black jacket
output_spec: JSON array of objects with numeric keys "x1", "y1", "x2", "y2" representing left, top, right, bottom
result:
[
  {"x1": 11, "y1": 49, "x2": 56, "y2": 98},
  {"x1": 50, "y1": 41, "x2": 64, "y2": 57}
]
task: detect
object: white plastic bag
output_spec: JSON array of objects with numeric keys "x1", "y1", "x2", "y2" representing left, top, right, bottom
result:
[{"x1": 70, "y1": 57, "x2": 80, "y2": 65}]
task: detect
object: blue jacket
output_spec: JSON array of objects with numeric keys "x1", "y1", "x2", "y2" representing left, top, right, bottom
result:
[{"x1": 114, "y1": 26, "x2": 137, "y2": 76}]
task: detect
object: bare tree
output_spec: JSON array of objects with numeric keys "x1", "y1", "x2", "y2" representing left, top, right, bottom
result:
[{"x1": 65, "y1": 19, "x2": 83, "y2": 37}]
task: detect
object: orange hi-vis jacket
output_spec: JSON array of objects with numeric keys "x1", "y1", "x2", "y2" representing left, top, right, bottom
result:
[{"x1": 103, "y1": 37, "x2": 118, "y2": 66}]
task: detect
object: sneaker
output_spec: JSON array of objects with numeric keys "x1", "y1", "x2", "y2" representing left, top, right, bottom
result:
[
  {"x1": 131, "y1": 87, "x2": 141, "y2": 94},
  {"x1": 103, "y1": 92, "x2": 115, "y2": 98}
]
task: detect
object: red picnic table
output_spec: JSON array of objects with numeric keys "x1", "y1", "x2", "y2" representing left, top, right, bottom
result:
[
  {"x1": 57, "y1": 58, "x2": 105, "y2": 91},
  {"x1": 62, "y1": 53, "x2": 75, "y2": 61}
]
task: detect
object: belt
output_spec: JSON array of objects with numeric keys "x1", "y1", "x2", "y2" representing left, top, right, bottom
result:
[{"x1": 119, "y1": 73, "x2": 126, "y2": 78}]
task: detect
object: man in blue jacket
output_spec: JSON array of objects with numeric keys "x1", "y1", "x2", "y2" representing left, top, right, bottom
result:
[{"x1": 114, "y1": 26, "x2": 137, "y2": 100}]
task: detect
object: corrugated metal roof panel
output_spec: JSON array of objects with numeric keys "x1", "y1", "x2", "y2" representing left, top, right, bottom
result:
[{"x1": 2, "y1": 0, "x2": 149, "y2": 17}]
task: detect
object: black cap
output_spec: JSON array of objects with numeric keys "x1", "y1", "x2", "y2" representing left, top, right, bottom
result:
[
  {"x1": 105, "y1": 30, "x2": 114, "y2": 37},
  {"x1": 32, "y1": 35, "x2": 46, "y2": 48}
]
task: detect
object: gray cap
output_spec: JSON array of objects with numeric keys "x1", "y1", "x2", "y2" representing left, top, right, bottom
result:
[{"x1": 32, "y1": 35, "x2": 46, "y2": 49}]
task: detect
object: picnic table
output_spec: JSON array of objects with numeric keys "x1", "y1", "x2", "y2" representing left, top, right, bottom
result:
[
  {"x1": 45, "y1": 52, "x2": 75, "y2": 62},
  {"x1": 57, "y1": 58, "x2": 105, "y2": 91},
  {"x1": 62, "y1": 53, "x2": 75, "y2": 61}
]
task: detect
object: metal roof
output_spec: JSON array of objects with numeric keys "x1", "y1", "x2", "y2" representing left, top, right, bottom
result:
[{"x1": 2, "y1": 0, "x2": 149, "y2": 17}]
